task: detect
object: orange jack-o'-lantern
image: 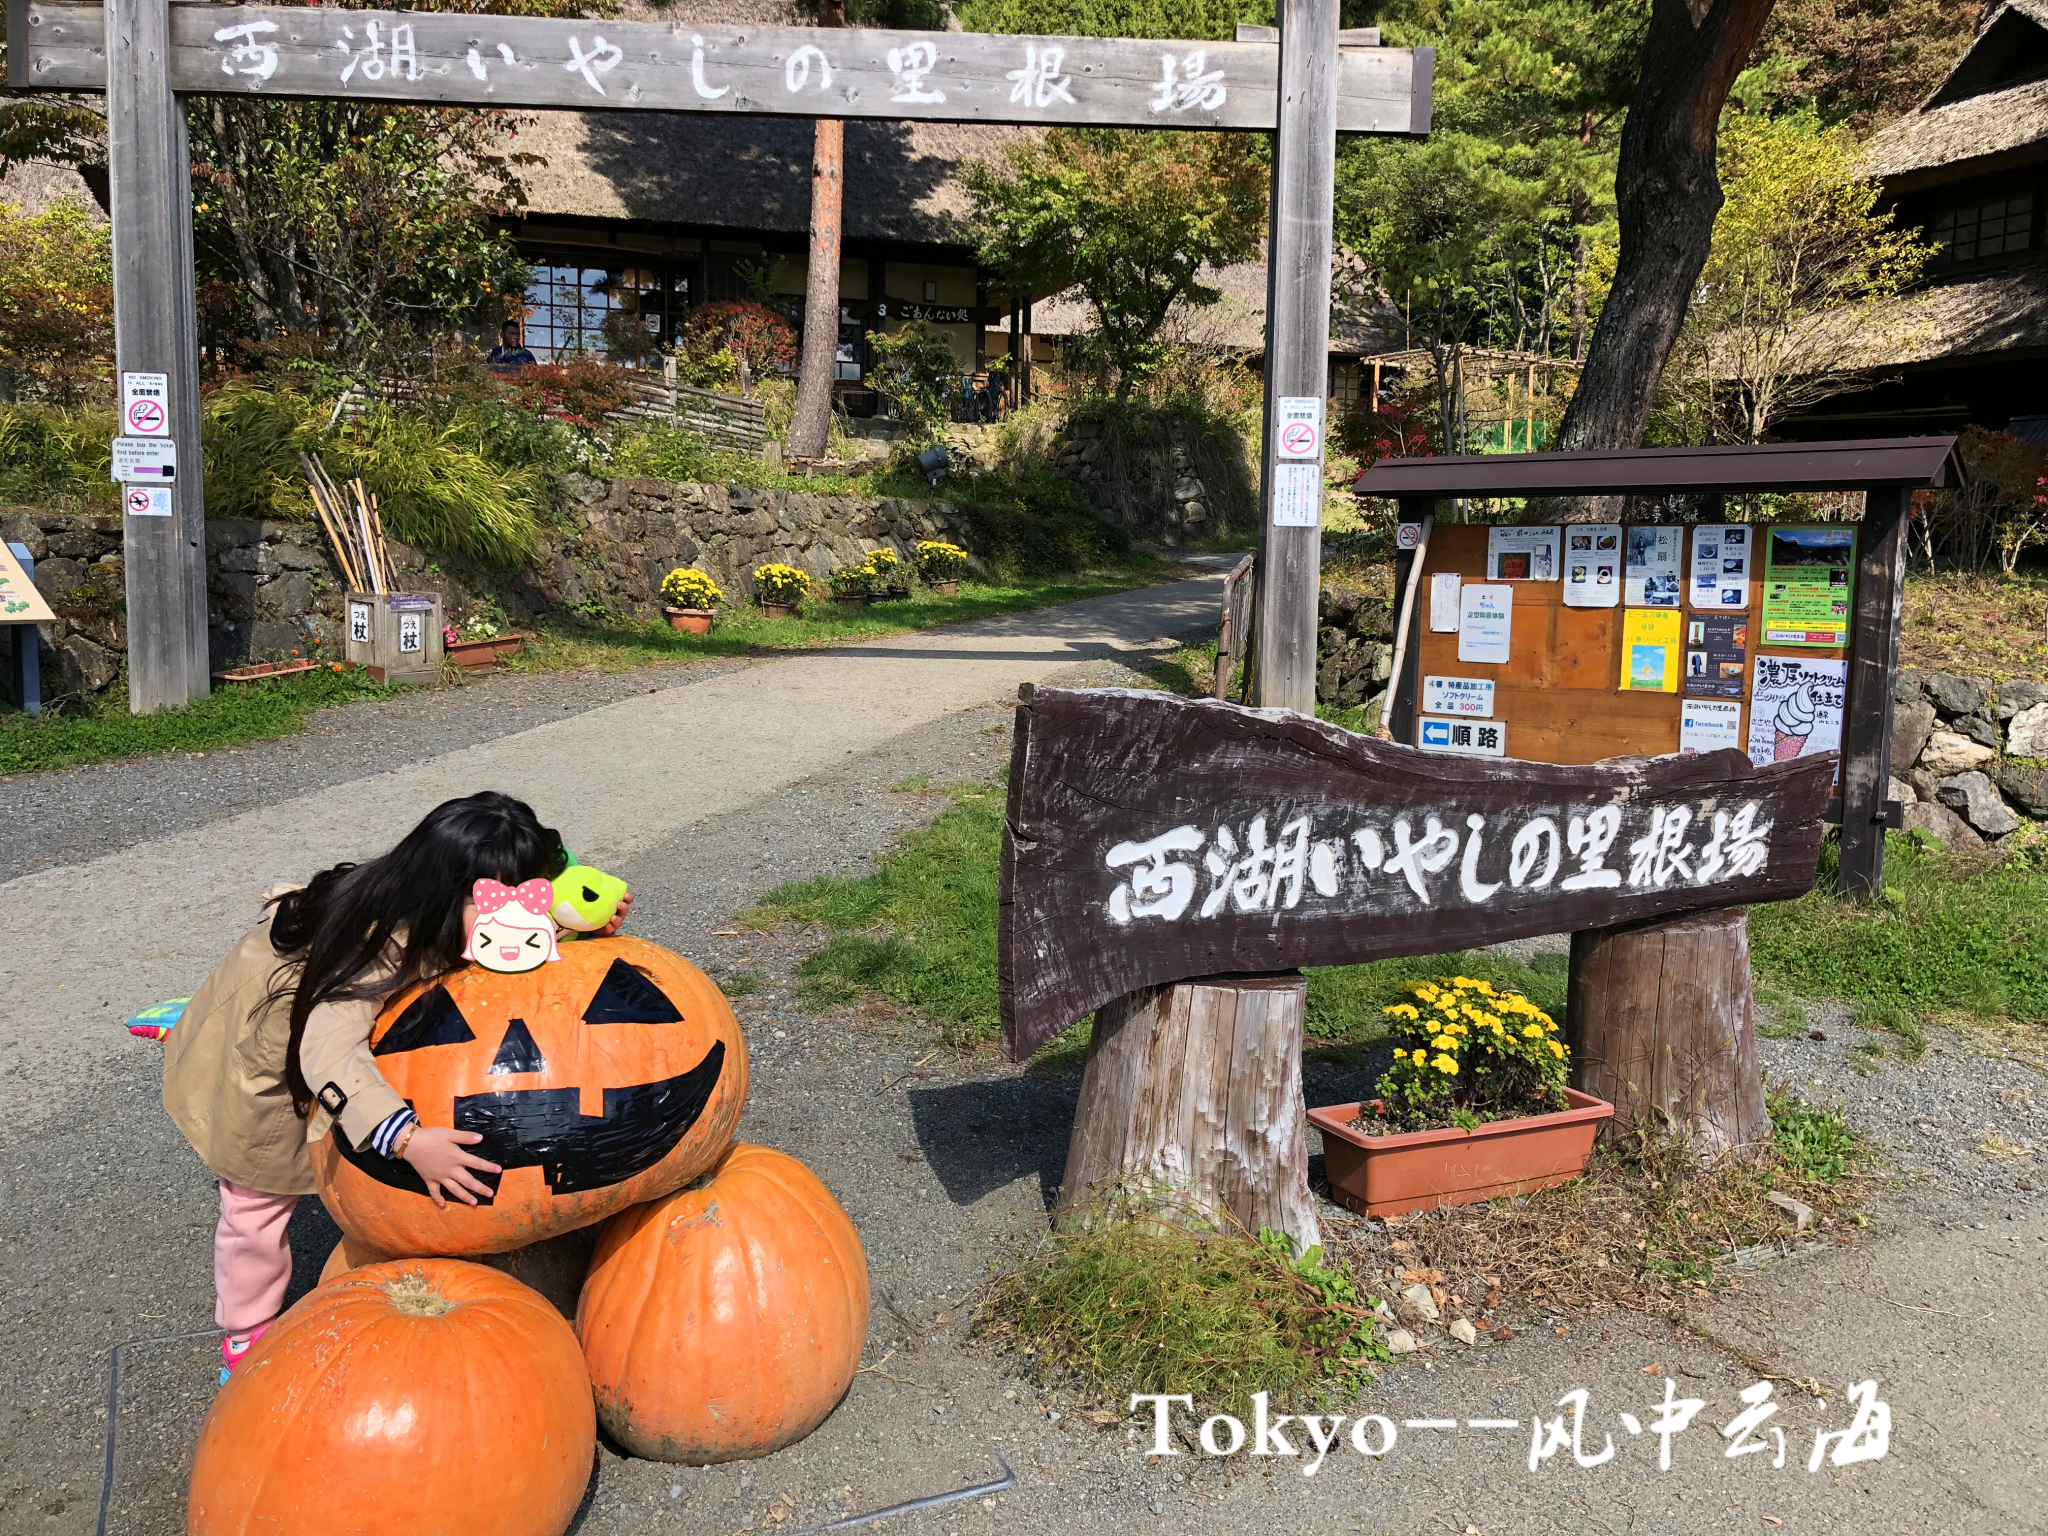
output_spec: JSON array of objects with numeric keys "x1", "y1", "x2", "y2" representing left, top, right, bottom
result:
[{"x1": 314, "y1": 936, "x2": 748, "y2": 1257}]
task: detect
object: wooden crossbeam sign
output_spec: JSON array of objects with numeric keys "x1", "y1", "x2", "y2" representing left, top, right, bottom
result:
[
  {"x1": 998, "y1": 686, "x2": 1836, "y2": 1061},
  {"x1": 9, "y1": 3, "x2": 1431, "y2": 132}
]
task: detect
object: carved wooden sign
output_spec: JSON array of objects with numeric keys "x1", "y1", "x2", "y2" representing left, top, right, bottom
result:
[
  {"x1": 12, "y1": 3, "x2": 1429, "y2": 133},
  {"x1": 998, "y1": 686, "x2": 1836, "y2": 1061}
]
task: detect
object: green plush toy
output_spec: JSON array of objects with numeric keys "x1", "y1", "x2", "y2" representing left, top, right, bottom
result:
[{"x1": 549, "y1": 864, "x2": 629, "y2": 937}]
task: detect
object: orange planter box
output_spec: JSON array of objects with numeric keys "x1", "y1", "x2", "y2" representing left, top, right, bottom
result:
[{"x1": 1309, "y1": 1090, "x2": 1614, "y2": 1219}]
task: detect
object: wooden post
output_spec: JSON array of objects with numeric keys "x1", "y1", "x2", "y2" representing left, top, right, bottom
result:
[
  {"x1": 1021, "y1": 298, "x2": 1033, "y2": 404},
  {"x1": 1839, "y1": 484, "x2": 1909, "y2": 900},
  {"x1": 1388, "y1": 494, "x2": 1430, "y2": 744},
  {"x1": 1251, "y1": 0, "x2": 1339, "y2": 716},
  {"x1": 1058, "y1": 974, "x2": 1318, "y2": 1252},
  {"x1": 109, "y1": 0, "x2": 209, "y2": 712},
  {"x1": 1566, "y1": 908, "x2": 1768, "y2": 1162}
]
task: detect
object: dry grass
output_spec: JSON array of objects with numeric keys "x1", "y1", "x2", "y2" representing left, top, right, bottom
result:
[
  {"x1": 1897, "y1": 570, "x2": 2047, "y2": 678},
  {"x1": 1323, "y1": 1107, "x2": 1873, "y2": 1328}
]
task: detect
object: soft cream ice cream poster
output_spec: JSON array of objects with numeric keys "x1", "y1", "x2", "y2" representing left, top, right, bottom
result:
[{"x1": 1746, "y1": 654, "x2": 1847, "y2": 767}]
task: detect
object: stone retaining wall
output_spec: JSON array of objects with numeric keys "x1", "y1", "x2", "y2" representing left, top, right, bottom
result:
[
  {"x1": 3, "y1": 478, "x2": 977, "y2": 703},
  {"x1": 1890, "y1": 669, "x2": 2048, "y2": 849}
]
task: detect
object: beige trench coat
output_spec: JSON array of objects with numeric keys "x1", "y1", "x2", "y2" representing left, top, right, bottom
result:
[{"x1": 162, "y1": 894, "x2": 409, "y2": 1196}]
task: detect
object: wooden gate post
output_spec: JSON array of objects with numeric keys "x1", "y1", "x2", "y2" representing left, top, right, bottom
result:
[
  {"x1": 1058, "y1": 973, "x2": 1319, "y2": 1252},
  {"x1": 1250, "y1": 0, "x2": 1339, "y2": 716},
  {"x1": 109, "y1": 0, "x2": 210, "y2": 711},
  {"x1": 1565, "y1": 907, "x2": 1769, "y2": 1162}
]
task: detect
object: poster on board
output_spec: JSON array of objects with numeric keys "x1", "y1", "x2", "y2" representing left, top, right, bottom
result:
[
  {"x1": 1458, "y1": 583, "x2": 1513, "y2": 664},
  {"x1": 1621, "y1": 609, "x2": 1682, "y2": 692},
  {"x1": 1562, "y1": 523, "x2": 1623, "y2": 608},
  {"x1": 1429, "y1": 572, "x2": 1462, "y2": 632},
  {"x1": 1762, "y1": 527, "x2": 1856, "y2": 646},
  {"x1": 1747, "y1": 654, "x2": 1847, "y2": 767},
  {"x1": 1690, "y1": 524, "x2": 1752, "y2": 611},
  {"x1": 1487, "y1": 525, "x2": 1561, "y2": 581},
  {"x1": 1684, "y1": 613, "x2": 1748, "y2": 699},
  {"x1": 0, "y1": 543, "x2": 56, "y2": 621},
  {"x1": 1680, "y1": 699, "x2": 1745, "y2": 755},
  {"x1": 1625, "y1": 526, "x2": 1683, "y2": 607}
]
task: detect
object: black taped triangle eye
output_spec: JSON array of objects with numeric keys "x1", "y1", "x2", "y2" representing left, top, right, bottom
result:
[
  {"x1": 582, "y1": 958, "x2": 684, "y2": 1024},
  {"x1": 373, "y1": 985, "x2": 476, "y2": 1055},
  {"x1": 490, "y1": 1018, "x2": 546, "y2": 1075}
]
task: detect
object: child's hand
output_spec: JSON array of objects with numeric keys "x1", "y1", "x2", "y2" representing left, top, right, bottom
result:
[
  {"x1": 402, "y1": 1127, "x2": 501, "y2": 1208},
  {"x1": 597, "y1": 891, "x2": 633, "y2": 937}
]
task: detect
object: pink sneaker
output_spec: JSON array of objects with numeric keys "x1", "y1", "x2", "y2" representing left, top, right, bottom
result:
[{"x1": 219, "y1": 1322, "x2": 271, "y2": 1385}]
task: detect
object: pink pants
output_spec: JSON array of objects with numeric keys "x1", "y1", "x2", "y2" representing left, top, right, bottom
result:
[{"x1": 214, "y1": 1180, "x2": 299, "y2": 1335}]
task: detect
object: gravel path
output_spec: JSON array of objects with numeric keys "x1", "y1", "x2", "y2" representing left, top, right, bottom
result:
[{"x1": 5, "y1": 562, "x2": 2043, "y2": 1536}]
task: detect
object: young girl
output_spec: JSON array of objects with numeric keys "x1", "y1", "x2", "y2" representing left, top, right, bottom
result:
[{"x1": 162, "y1": 791, "x2": 629, "y2": 1379}]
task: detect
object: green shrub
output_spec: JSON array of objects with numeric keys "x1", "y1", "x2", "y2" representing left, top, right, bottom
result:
[{"x1": 948, "y1": 468, "x2": 1129, "y2": 578}]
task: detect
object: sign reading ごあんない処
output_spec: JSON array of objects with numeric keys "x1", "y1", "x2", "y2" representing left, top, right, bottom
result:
[{"x1": 998, "y1": 687, "x2": 1836, "y2": 1059}]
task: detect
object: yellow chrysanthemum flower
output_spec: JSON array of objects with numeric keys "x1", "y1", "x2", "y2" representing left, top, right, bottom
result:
[
  {"x1": 1547, "y1": 1039, "x2": 1565, "y2": 1058},
  {"x1": 1522, "y1": 1023, "x2": 1544, "y2": 1039},
  {"x1": 1432, "y1": 1035, "x2": 1457, "y2": 1051},
  {"x1": 1433, "y1": 1054, "x2": 1458, "y2": 1074}
]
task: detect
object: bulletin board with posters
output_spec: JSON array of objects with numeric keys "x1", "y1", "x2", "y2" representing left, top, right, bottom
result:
[{"x1": 1399, "y1": 521, "x2": 1853, "y2": 772}]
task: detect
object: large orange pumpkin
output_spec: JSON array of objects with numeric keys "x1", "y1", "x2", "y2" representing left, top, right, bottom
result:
[
  {"x1": 314, "y1": 936, "x2": 748, "y2": 1256},
  {"x1": 188, "y1": 1260, "x2": 594, "y2": 1536},
  {"x1": 577, "y1": 1143, "x2": 871, "y2": 1462}
]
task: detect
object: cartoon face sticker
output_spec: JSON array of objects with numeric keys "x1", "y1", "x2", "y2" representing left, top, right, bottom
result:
[{"x1": 464, "y1": 877, "x2": 561, "y2": 973}]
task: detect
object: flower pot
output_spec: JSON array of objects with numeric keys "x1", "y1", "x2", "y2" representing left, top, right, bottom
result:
[
  {"x1": 760, "y1": 602, "x2": 796, "y2": 619},
  {"x1": 212, "y1": 659, "x2": 318, "y2": 685},
  {"x1": 927, "y1": 579, "x2": 960, "y2": 595},
  {"x1": 1309, "y1": 1090, "x2": 1614, "y2": 1219},
  {"x1": 833, "y1": 592, "x2": 872, "y2": 607},
  {"x1": 876, "y1": 585, "x2": 912, "y2": 602},
  {"x1": 444, "y1": 633, "x2": 528, "y2": 671},
  {"x1": 664, "y1": 607, "x2": 716, "y2": 634}
]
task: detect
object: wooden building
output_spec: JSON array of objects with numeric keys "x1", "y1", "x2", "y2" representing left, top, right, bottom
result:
[{"x1": 1798, "y1": 0, "x2": 2048, "y2": 438}]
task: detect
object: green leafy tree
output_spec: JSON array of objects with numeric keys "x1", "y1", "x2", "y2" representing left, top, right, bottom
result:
[
  {"x1": 866, "y1": 321, "x2": 960, "y2": 440},
  {"x1": 965, "y1": 129, "x2": 1265, "y2": 399},
  {"x1": 1656, "y1": 112, "x2": 1931, "y2": 444},
  {"x1": 0, "y1": 198, "x2": 111, "y2": 402}
]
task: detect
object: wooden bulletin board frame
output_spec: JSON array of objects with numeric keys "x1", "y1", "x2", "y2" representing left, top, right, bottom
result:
[
  {"x1": 1356, "y1": 437, "x2": 1966, "y2": 901},
  {"x1": 1402, "y1": 523, "x2": 1852, "y2": 767}
]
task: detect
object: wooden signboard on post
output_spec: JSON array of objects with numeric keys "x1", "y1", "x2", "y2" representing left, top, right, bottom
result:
[{"x1": 10, "y1": 0, "x2": 1430, "y2": 712}]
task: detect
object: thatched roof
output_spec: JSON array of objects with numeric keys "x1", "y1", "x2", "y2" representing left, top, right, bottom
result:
[
  {"x1": 1022, "y1": 252, "x2": 1402, "y2": 357},
  {"x1": 512, "y1": 113, "x2": 1034, "y2": 250},
  {"x1": 1810, "y1": 257, "x2": 2048, "y2": 370},
  {"x1": 1855, "y1": 1, "x2": 2048, "y2": 184}
]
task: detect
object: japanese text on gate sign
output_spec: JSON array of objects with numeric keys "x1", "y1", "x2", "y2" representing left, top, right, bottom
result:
[
  {"x1": 1275, "y1": 396, "x2": 1323, "y2": 460},
  {"x1": 122, "y1": 372, "x2": 170, "y2": 437}
]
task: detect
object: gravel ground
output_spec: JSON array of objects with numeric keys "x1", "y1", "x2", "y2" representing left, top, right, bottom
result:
[{"x1": 0, "y1": 658, "x2": 754, "y2": 883}]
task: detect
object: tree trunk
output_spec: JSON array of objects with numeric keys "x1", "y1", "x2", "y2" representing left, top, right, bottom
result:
[
  {"x1": 1058, "y1": 973, "x2": 1318, "y2": 1252},
  {"x1": 1554, "y1": 0, "x2": 1776, "y2": 457},
  {"x1": 788, "y1": 115, "x2": 844, "y2": 459},
  {"x1": 1566, "y1": 907, "x2": 1769, "y2": 1163}
]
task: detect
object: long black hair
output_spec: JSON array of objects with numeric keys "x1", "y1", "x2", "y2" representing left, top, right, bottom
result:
[{"x1": 268, "y1": 791, "x2": 568, "y2": 1116}]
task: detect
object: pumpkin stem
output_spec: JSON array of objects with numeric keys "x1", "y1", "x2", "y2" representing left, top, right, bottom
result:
[{"x1": 381, "y1": 1269, "x2": 456, "y2": 1317}]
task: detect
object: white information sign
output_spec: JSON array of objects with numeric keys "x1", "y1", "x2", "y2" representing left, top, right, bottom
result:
[
  {"x1": 1689, "y1": 524, "x2": 1752, "y2": 611},
  {"x1": 1422, "y1": 675, "x2": 1495, "y2": 717},
  {"x1": 398, "y1": 611, "x2": 424, "y2": 653},
  {"x1": 1625, "y1": 525, "x2": 1684, "y2": 607},
  {"x1": 1396, "y1": 521, "x2": 1423, "y2": 551},
  {"x1": 121, "y1": 371, "x2": 171, "y2": 437},
  {"x1": 1269, "y1": 461, "x2": 1321, "y2": 526},
  {"x1": 1679, "y1": 699, "x2": 1744, "y2": 755},
  {"x1": 1457, "y1": 583, "x2": 1513, "y2": 664},
  {"x1": 1562, "y1": 522, "x2": 1622, "y2": 608},
  {"x1": 1486, "y1": 524, "x2": 1560, "y2": 582},
  {"x1": 1428, "y1": 572, "x2": 1461, "y2": 632},
  {"x1": 349, "y1": 600, "x2": 372, "y2": 644},
  {"x1": 1418, "y1": 716, "x2": 1507, "y2": 757},
  {"x1": 123, "y1": 486, "x2": 172, "y2": 518},
  {"x1": 110, "y1": 436, "x2": 177, "y2": 482},
  {"x1": 1274, "y1": 396, "x2": 1324, "y2": 459}
]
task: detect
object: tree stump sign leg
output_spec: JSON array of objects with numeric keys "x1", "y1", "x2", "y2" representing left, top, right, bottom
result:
[
  {"x1": 1059, "y1": 973, "x2": 1319, "y2": 1253},
  {"x1": 1566, "y1": 907, "x2": 1768, "y2": 1162}
]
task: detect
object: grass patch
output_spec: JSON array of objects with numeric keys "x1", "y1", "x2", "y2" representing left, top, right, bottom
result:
[
  {"x1": 1330, "y1": 1092, "x2": 1871, "y2": 1318},
  {"x1": 716, "y1": 972, "x2": 762, "y2": 998},
  {"x1": 1899, "y1": 569, "x2": 2048, "y2": 680},
  {"x1": 1753, "y1": 982, "x2": 1810, "y2": 1039},
  {"x1": 0, "y1": 666, "x2": 401, "y2": 775},
  {"x1": 1749, "y1": 833, "x2": 2048, "y2": 1028},
  {"x1": 979, "y1": 1196, "x2": 1383, "y2": 1406},
  {"x1": 739, "y1": 783, "x2": 1005, "y2": 1049}
]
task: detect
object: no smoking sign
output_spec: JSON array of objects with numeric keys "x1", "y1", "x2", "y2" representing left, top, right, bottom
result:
[
  {"x1": 1274, "y1": 396, "x2": 1323, "y2": 460},
  {"x1": 122, "y1": 371, "x2": 171, "y2": 437}
]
